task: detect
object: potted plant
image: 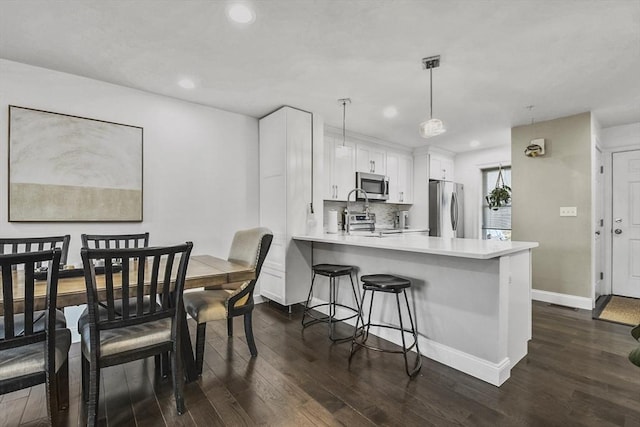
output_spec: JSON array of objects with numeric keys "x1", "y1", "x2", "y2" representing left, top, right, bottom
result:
[{"x1": 485, "y1": 165, "x2": 511, "y2": 210}]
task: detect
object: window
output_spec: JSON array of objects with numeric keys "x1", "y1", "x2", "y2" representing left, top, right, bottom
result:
[{"x1": 482, "y1": 166, "x2": 511, "y2": 241}]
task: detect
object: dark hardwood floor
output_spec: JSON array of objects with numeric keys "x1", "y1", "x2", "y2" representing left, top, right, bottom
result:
[{"x1": 2, "y1": 301, "x2": 639, "y2": 426}]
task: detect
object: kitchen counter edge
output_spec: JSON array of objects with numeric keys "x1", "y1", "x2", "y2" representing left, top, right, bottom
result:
[{"x1": 292, "y1": 233, "x2": 539, "y2": 260}]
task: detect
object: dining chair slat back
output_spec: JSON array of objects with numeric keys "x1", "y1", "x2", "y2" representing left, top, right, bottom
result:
[
  {"x1": 0, "y1": 249, "x2": 71, "y2": 425},
  {"x1": 79, "y1": 242, "x2": 193, "y2": 426},
  {"x1": 0, "y1": 236, "x2": 70, "y2": 270},
  {"x1": 81, "y1": 232, "x2": 149, "y2": 249}
]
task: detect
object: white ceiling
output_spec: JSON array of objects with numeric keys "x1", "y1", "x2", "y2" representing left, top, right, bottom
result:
[{"x1": 1, "y1": 0, "x2": 639, "y2": 153}]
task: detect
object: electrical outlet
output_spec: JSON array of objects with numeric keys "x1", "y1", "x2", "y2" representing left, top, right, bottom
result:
[{"x1": 560, "y1": 207, "x2": 577, "y2": 217}]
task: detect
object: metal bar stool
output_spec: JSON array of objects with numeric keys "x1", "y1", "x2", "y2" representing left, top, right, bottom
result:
[
  {"x1": 349, "y1": 274, "x2": 422, "y2": 377},
  {"x1": 302, "y1": 264, "x2": 361, "y2": 342}
]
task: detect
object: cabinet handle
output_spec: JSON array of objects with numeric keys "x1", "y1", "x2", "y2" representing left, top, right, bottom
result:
[
  {"x1": 334, "y1": 185, "x2": 337, "y2": 199},
  {"x1": 372, "y1": 160, "x2": 376, "y2": 172},
  {"x1": 400, "y1": 191, "x2": 403, "y2": 202}
]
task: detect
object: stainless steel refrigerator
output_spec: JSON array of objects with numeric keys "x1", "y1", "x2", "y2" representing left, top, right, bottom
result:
[{"x1": 429, "y1": 181, "x2": 464, "y2": 238}]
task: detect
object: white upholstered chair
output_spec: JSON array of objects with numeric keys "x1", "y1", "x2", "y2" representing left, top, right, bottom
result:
[{"x1": 183, "y1": 227, "x2": 272, "y2": 375}]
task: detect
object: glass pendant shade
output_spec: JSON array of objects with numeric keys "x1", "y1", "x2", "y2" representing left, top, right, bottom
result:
[{"x1": 419, "y1": 117, "x2": 446, "y2": 138}]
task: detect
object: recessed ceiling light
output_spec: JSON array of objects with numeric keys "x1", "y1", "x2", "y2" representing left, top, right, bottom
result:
[
  {"x1": 383, "y1": 106, "x2": 398, "y2": 118},
  {"x1": 178, "y1": 78, "x2": 195, "y2": 89},
  {"x1": 227, "y1": 3, "x2": 256, "y2": 24},
  {"x1": 470, "y1": 140, "x2": 480, "y2": 148}
]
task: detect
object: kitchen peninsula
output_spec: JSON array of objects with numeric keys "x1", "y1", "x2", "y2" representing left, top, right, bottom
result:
[{"x1": 292, "y1": 233, "x2": 538, "y2": 386}]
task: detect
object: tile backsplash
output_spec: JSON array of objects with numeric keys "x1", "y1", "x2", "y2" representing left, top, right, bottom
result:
[{"x1": 323, "y1": 200, "x2": 411, "y2": 231}]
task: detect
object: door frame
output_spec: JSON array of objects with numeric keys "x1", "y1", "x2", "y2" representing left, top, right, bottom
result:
[{"x1": 601, "y1": 145, "x2": 640, "y2": 297}]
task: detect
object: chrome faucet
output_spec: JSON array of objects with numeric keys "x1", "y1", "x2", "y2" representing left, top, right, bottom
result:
[{"x1": 345, "y1": 188, "x2": 370, "y2": 234}]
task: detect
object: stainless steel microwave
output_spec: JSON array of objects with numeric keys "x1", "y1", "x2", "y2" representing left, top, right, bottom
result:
[{"x1": 356, "y1": 172, "x2": 389, "y2": 201}]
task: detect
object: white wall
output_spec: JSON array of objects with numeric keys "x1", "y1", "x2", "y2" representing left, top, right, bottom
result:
[
  {"x1": 600, "y1": 122, "x2": 640, "y2": 149},
  {"x1": 454, "y1": 145, "x2": 511, "y2": 239},
  {"x1": 0, "y1": 59, "x2": 260, "y2": 265}
]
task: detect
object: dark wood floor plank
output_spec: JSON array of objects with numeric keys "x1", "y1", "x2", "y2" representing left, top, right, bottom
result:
[
  {"x1": 4, "y1": 301, "x2": 640, "y2": 426},
  {"x1": 122, "y1": 359, "x2": 166, "y2": 427},
  {"x1": 20, "y1": 383, "x2": 47, "y2": 423},
  {"x1": 0, "y1": 395, "x2": 28, "y2": 426},
  {"x1": 102, "y1": 364, "x2": 136, "y2": 427}
]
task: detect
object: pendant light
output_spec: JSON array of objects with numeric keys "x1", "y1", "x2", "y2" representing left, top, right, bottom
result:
[
  {"x1": 338, "y1": 98, "x2": 351, "y2": 146},
  {"x1": 419, "y1": 55, "x2": 446, "y2": 138}
]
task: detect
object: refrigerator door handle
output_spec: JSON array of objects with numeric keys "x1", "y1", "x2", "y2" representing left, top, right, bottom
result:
[{"x1": 451, "y1": 192, "x2": 458, "y2": 231}]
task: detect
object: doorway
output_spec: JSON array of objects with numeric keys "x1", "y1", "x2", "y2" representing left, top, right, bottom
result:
[{"x1": 611, "y1": 149, "x2": 640, "y2": 298}]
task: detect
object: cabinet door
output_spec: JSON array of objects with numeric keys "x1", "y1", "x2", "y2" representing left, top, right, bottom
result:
[
  {"x1": 387, "y1": 152, "x2": 413, "y2": 203},
  {"x1": 398, "y1": 154, "x2": 413, "y2": 203},
  {"x1": 356, "y1": 144, "x2": 386, "y2": 174},
  {"x1": 324, "y1": 135, "x2": 335, "y2": 199},
  {"x1": 441, "y1": 157, "x2": 454, "y2": 181},
  {"x1": 429, "y1": 154, "x2": 454, "y2": 181},
  {"x1": 333, "y1": 141, "x2": 356, "y2": 200},
  {"x1": 325, "y1": 138, "x2": 355, "y2": 200},
  {"x1": 386, "y1": 153, "x2": 400, "y2": 203}
]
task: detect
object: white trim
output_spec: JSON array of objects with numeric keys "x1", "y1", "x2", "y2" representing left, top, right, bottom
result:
[
  {"x1": 531, "y1": 289, "x2": 593, "y2": 310},
  {"x1": 307, "y1": 296, "x2": 512, "y2": 386}
]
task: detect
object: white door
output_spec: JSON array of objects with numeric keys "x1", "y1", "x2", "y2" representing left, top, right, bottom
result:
[{"x1": 612, "y1": 149, "x2": 640, "y2": 298}]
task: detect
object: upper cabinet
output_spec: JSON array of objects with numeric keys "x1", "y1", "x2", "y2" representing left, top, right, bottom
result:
[
  {"x1": 324, "y1": 132, "x2": 414, "y2": 203},
  {"x1": 356, "y1": 144, "x2": 386, "y2": 174},
  {"x1": 429, "y1": 153, "x2": 455, "y2": 181},
  {"x1": 324, "y1": 135, "x2": 356, "y2": 201},
  {"x1": 387, "y1": 152, "x2": 413, "y2": 204}
]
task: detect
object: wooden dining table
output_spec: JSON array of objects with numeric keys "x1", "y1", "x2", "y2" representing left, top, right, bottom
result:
[{"x1": 0, "y1": 254, "x2": 256, "y2": 382}]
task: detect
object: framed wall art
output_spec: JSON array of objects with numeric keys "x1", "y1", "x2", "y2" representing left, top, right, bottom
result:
[{"x1": 8, "y1": 106, "x2": 143, "y2": 222}]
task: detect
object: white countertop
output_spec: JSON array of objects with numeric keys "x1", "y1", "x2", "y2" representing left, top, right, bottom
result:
[{"x1": 292, "y1": 233, "x2": 538, "y2": 260}]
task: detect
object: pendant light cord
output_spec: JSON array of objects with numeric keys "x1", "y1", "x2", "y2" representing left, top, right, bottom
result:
[
  {"x1": 342, "y1": 99, "x2": 346, "y2": 146},
  {"x1": 429, "y1": 68, "x2": 433, "y2": 120}
]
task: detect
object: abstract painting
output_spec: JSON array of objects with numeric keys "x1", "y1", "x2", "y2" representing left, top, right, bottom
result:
[{"x1": 8, "y1": 106, "x2": 143, "y2": 221}]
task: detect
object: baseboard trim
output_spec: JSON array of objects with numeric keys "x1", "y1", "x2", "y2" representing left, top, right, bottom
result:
[
  {"x1": 531, "y1": 289, "x2": 593, "y2": 310},
  {"x1": 307, "y1": 297, "x2": 511, "y2": 386}
]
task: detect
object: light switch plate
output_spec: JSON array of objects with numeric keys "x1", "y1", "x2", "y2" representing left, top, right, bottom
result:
[{"x1": 560, "y1": 207, "x2": 577, "y2": 217}]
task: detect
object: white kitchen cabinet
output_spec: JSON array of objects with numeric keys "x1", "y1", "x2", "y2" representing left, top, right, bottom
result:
[
  {"x1": 356, "y1": 144, "x2": 386, "y2": 174},
  {"x1": 324, "y1": 136, "x2": 356, "y2": 200},
  {"x1": 429, "y1": 153, "x2": 455, "y2": 181},
  {"x1": 387, "y1": 151, "x2": 413, "y2": 203},
  {"x1": 259, "y1": 107, "x2": 313, "y2": 307}
]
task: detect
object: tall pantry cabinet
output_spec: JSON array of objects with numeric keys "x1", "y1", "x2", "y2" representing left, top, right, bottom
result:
[{"x1": 258, "y1": 107, "x2": 316, "y2": 308}]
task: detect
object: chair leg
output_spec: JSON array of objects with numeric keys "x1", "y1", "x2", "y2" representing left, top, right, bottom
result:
[
  {"x1": 195, "y1": 323, "x2": 207, "y2": 376},
  {"x1": 172, "y1": 342, "x2": 185, "y2": 415},
  {"x1": 81, "y1": 356, "x2": 89, "y2": 402},
  {"x1": 301, "y1": 272, "x2": 317, "y2": 327},
  {"x1": 56, "y1": 358, "x2": 70, "y2": 410},
  {"x1": 244, "y1": 311, "x2": 258, "y2": 357},
  {"x1": 87, "y1": 360, "x2": 100, "y2": 427},
  {"x1": 227, "y1": 317, "x2": 233, "y2": 337},
  {"x1": 46, "y1": 365, "x2": 60, "y2": 426}
]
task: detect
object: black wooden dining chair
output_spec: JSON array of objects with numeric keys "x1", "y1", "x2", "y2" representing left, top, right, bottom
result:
[
  {"x1": 183, "y1": 227, "x2": 272, "y2": 375},
  {"x1": 0, "y1": 235, "x2": 71, "y2": 269},
  {"x1": 0, "y1": 236, "x2": 70, "y2": 330},
  {"x1": 81, "y1": 232, "x2": 150, "y2": 249},
  {"x1": 0, "y1": 249, "x2": 71, "y2": 426},
  {"x1": 78, "y1": 242, "x2": 192, "y2": 426}
]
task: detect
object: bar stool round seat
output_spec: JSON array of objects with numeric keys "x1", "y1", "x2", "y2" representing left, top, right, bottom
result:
[
  {"x1": 350, "y1": 274, "x2": 422, "y2": 377},
  {"x1": 361, "y1": 274, "x2": 411, "y2": 291},
  {"x1": 301, "y1": 264, "x2": 361, "y2": 342}
]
